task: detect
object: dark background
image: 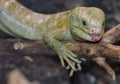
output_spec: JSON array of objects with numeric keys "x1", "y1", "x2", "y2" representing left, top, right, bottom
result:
[{"x1": 0, "y1": 0, "x2": 120, "y2": 84}]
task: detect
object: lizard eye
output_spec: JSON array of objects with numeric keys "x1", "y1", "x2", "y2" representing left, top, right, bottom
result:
[{"x1": 82, "y1": 20, "x2": 86, "y2": 26}]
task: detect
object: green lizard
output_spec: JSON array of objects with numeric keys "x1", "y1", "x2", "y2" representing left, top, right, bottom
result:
[{"x1": 0, "y1": 0, "x2": 105, "y2": 75}]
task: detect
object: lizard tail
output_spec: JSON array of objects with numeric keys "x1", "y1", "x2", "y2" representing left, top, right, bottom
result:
[{"x1": 0, "y1": 0, "x2": 50, "y2": 25}]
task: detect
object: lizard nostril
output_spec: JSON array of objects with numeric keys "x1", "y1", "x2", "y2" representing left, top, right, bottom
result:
[
  {"x1": 91, "y1": 27, "x2": 101, "y2": 34},
  {"x1": 91, "y1": 29, "x2": 94, "y2": 32}
]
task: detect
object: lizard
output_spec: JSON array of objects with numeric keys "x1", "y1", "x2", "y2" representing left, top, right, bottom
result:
[{"x1": 0, "y1": 0, "x2": 105, "y2": 76}]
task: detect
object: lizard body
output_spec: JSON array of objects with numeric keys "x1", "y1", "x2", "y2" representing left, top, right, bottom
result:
[{"x1": 0, "y1": 0, "x2": 105, "y2": 75}]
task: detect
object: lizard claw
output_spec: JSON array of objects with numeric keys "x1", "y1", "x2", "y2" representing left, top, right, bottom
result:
[
  {"x1": 58, "y1": 49, "x2": 81, "y2": 70},
  {"x1": 69, "y1": 63, "x2": 82, "y2": 76}
]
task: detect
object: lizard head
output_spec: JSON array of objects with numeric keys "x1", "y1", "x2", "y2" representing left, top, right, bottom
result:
[{"x1": 69, "y1": 7, "x2": 105, "y2": 42}]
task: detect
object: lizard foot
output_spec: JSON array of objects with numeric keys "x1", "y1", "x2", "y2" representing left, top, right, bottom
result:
[{"x1": 57, "y1": 47, "x2": 82, "y2": 75}]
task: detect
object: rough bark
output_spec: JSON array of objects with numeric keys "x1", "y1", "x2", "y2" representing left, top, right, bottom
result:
[{"x1": 0, "y1": 24, "x2": 120, "y2": 59}]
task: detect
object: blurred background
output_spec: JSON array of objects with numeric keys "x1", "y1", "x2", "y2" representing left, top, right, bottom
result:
[{"x1": 0, "y1": 0, "x2": 120, "y2": 84}]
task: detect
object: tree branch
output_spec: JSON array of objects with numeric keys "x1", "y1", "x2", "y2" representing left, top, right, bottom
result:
[{"x1": 0, "y1": 24, "x2": 120, "y2": 59}]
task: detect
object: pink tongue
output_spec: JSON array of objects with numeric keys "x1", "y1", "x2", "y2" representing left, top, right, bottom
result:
[{"x1": 91, "y1": 34, "x2": 100, "y2": 41}]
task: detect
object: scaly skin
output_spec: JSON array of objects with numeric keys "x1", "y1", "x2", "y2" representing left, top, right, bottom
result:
[{"x1": 0, "y1": 0, "x2": 105, "y2": 75}]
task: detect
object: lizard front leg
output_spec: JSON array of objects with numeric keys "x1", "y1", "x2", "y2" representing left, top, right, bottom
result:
[{"x1": 43, "y1": 29, "x2": 82, "y2": 76}]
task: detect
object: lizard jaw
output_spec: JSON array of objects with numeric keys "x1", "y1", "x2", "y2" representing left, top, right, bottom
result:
[
  {"x1": 79, "y1": 29, "x2": 101, "y2": 42},
  {"x1": 78, "y1": 28, "x2": 102, "y2": 42},
  {"x1": 71, "y1": 27, "x2": 102, "y2": 42}
]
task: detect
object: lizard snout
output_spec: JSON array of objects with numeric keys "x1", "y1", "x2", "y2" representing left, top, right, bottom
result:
[
  {"x1": 90, "y1": 27, "x2": 102, "y2": 42},
  {"x1": 91, "y1": 27, "x2": 102, "y2": 34}
]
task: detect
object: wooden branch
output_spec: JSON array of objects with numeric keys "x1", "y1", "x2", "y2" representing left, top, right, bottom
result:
[{"x1": 0, "y1": 24, "x2": 120, "y2": 60}]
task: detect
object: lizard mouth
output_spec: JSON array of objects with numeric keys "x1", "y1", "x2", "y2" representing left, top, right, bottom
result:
[
  {"x1": 72, "y1": 27, "x2": 102, "y2": 42},
  {"x1": 80, "y1": 29, "x2": 101, "y2": 42},
  {"x1": 89, "y1": 34, "x2": 100, "y2": 42},
  {"x1": 79, "y1": 28, "x2": 101, "y2": 42}
]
